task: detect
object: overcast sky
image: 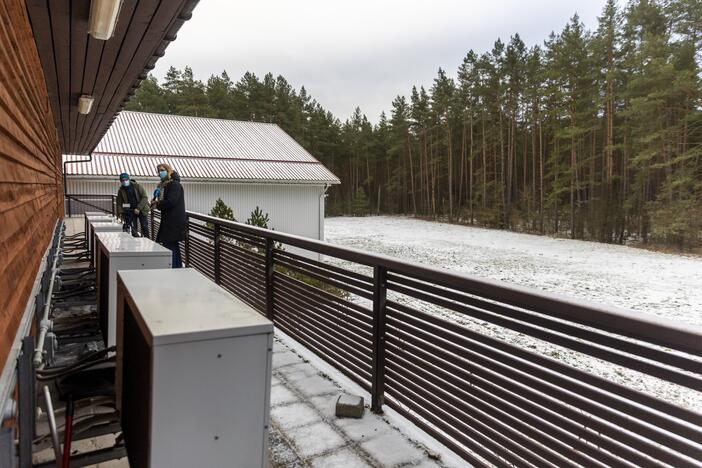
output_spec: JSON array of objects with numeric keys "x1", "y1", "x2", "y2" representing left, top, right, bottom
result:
[{"x1": 154, "y1": 0, "x2": 609, "y2": 123}]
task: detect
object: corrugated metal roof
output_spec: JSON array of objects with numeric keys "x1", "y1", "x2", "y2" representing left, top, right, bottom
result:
[
  {"x1": 83, "y1": 111, "x2": 339, "y2": 184},
  {"x1": 96, "y1": 111, "x2": 319, "y2": 163},
  {"x1": 64, "y1": 154, "x2": 339, "y2": 184}
]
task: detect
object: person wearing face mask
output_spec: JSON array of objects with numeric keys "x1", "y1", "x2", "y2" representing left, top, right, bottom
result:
[
  {"x1": 151, "y1": 163, "x2": 186, "y2": 268},
  {"x1": 115, "y1": 172, "x2": 150, "y2": 237}
]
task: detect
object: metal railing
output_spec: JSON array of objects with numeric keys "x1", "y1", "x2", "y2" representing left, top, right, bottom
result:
[
  {"x1": 65, "y1": 194, "x2": 116, "y2": 217},
  {"x1": 150, "y1": 209, "x2": 702, "y2": 467}
]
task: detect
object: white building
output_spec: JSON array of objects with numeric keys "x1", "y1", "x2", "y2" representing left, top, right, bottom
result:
[{"x1": 64, "y1": 111, "x2": 339, "y2": 240}]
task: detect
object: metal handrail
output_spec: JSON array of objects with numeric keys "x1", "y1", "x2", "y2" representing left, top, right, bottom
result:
[
  {"x1": 146, "y1": 209, "x2": 702, "y2": 466},
  {"x1": 185, "y1": 211, "x2": 702, "y2": 355}
]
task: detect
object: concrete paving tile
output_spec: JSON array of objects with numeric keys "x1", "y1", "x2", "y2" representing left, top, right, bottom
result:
[
  {"x1": 270, "y1": 384, "x2": 300, "y2": 407},
  {"x1": 271, "y1": 402, "x2": 320, "y2": 429},
  {"x1": 309, "y1": 448, "x2": 372, "y2": 468},
  {"x1": 335, "y1": 413, "x2": 389, "y2": 442},
  {"x1": 292, "y1": 374, "x2": 340, "y2": 397},
  {"x1": 287, "y1": 421, "x2": 345, "y2": 459},
  {"x1": 361, "y1": 430, "x2": 425, "y2": 466}
]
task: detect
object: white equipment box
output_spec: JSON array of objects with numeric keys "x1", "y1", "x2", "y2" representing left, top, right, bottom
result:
[
  {"x1": 96, "y1": 232, "x2": 171, "y2": 347},
  {"x1": 116, "y1": 268, "x2": 274, "y2": 468},
  {"x1": 89, "y1": 220, "x2": 123, "y2": 267},
  {"x1": 85, "y1": 214, "x2": 117, "y2": 256},
  {"x1": 85, "y1": 214, "x2": 113, "y2": 245}
]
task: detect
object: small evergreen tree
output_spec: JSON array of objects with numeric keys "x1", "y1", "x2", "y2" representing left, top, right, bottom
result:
[
  {"x1": 209, "y1": 198, "x2": 236, "y2": 222},
  {"x1": 246, "y1": 206, "x2": 271, "y2": 228}
]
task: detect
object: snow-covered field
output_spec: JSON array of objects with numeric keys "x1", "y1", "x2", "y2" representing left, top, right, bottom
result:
[{"x1": 324, "y1": 216, "x2": 702, "y2": 411}]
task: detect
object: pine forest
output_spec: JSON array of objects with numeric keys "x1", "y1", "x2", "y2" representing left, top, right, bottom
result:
[{"x1": 127, "y1": 0, "x2": 702, "y2": 250}]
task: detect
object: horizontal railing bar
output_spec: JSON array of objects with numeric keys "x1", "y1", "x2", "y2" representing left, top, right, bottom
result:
[
  {"x1": 187, "y1": 211, "x2": 702, "y2": 355},
  {"x1": 386, "y1": 286, "x2": 702, "y2": 390},
  {"x1": 220, "y1": 243, "x2": 266, "y2": 267},
  {"x1": 385, "y1": 329, "x2": 667, "y2": 466},
  {"x1": 274, "y1": 295, "x2": 371, "y2": 369},
  {"x1": 385, "y1": 339, "x2": 646, "y2": 467},
  {"x1": 274, "y1": 279, "x2": 373, "y2": 343},
  {"x1": 220, "y1": 277, "x2": 265, "y2": 312},
  {"x1": 385, "y1": 310, "x2": 702, "y2": 463},
  {"x1": 219, "y1": 254, "x2": 265, "y2": 284},
  {"x1": 274, "y1": 248, "x2": 374, "y2": 284},
  {"x1": 274, "y1": 257, "x2": 374, "y2": 299},
  {"x1": 382, "y1": 396, "x2": 500, "y2": 467},
  {"x1": 274, "y1": 308, "x2": 372, "y2": 387},
  {"x1": 387, "y1": 273, "x2": 702, "y2": 375},
  {"x1": 220, "y1": 267, "x2": 265, "y2": 301},
  {"x1": 275, "y1": 293, "x2": 372, "y2": 370},
  {"x1": 274, "y1": 273, "x2": 373, "y2": 327},
  {"x1": 387, "y1": 300, "x2": 702, "y2": 433},
  {"x1": 385, "y1": 368, "x2": 583, "y2": 468},
  {"x1": 274, "y1": 252, "x2": 373, "y2": 292},
  {"x1": 384, "y1": 381, "x2": 539, "y2": 467}
]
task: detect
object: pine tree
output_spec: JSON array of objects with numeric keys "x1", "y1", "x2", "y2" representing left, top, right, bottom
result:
[
  {"x1": 246, "y1": 206, "x2": 271, "y2": 229},
  {"x1": 209, "y1": 198, "x2": 236, "y2": 222}
]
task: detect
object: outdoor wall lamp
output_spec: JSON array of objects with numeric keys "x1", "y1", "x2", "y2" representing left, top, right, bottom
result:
[
  {"x1": 78, "y1": 95, "x2": 94, "y2": 115},
  {"x1": 88, "y1": 0, "x2": 123, "y2": 40}
]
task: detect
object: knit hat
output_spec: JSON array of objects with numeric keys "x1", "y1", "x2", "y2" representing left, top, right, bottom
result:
[{"x1": 119, "y1": 172, "x2": 129, "y2": 180}]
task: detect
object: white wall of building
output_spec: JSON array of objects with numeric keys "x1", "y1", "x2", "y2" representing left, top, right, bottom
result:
[{"x1": 67, "y1": 178, "x2": 327, "y2": 240}]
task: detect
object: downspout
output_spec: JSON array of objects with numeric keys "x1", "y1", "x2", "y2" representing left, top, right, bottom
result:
[
  {"x1": 63, "y1": 154, "x2": 92, "y2": 216},
  {"x1": 319, "y1": 184, "x2": 330, "y2": 241}
]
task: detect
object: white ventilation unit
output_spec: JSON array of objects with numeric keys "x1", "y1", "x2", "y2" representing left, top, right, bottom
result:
[
  {"x1": 95, "y1": 232, "x2": 171, "y2": 347},
  {"x1": 116, "y1": 268, "x2": 273, "y2": 468},
  {"x1": 86, "y1": 215, "x2": 120, "y2": 266}
]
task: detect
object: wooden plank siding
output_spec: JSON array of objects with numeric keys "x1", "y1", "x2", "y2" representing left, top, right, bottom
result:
[{"x1": 0, "y1": 0, "x2": 62, "y2": 371}]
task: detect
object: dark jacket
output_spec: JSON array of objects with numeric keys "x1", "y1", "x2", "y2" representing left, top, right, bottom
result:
[
  {"x1": 156, "y1": 171, "x2": 187, "y2": 243},
  {"x1": 116, "y1": 180, "x2": 150, "y2": 216}
]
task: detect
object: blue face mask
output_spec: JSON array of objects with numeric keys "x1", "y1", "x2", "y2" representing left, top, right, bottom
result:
[
  {"x1": 159, "y1": 170, "x2": 168, "y2": 180},
  {"x1": 121, "y1": 180, "x2": 130, "y2": 187}
]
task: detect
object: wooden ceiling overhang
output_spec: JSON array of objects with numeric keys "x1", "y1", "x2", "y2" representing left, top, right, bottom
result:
[{"x1": 26, "y1": 0, "x2": 199, "y2": 155}]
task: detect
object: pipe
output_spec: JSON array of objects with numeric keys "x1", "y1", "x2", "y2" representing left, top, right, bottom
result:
[
  {"x1": 43, "y1": 385, "x2": 62, "y2": 464},
  {"x1": 33, "y1": 243, "x2": 61, "y2": 368},
  {"x1": 63, "y1": 155, "x2": 92, "y2": 217}
]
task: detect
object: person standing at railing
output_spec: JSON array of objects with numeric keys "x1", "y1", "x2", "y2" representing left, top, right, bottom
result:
[
  {"x1": 151, "y1": 163, "x2": 186, "y2": 268},
  {"x1": 116, "y1": 172, "x2": 150, "y2": 237}
]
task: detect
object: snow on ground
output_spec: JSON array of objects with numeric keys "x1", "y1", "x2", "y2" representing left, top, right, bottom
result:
[{"x1": 324, "y1": 216, "x2": 702, "y2": 411}]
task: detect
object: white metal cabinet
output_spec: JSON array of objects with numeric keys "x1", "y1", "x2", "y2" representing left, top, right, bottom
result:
[
  {"x1": 116, "y1": 268, "x2": 273, "y2": 468},
  {"x1": 96, "y1": 233, "x2": 171, "y2": 347}
]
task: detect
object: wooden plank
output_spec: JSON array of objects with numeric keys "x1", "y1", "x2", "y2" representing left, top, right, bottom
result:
[
  {"x1": 69, "y1": 0, "x2": 89, "y2": 155},
  {"x1": 84, "y1": 0, "x2": 187, "y2": 153},
  {"x1": 0, "y1": 0, "x2": 62, "y2": 374},
  {"x1": 49, "y1": 1, "x2": 71, "y2": 152},
  {"x1": 0, "y1": 3, "x2": 57, "y2": 162},
  {"x1": 76, "y1": 36, "x2": 105, "y2": 156},
  {"x1": 75, "y1": 0, "x2": 140, "y2": 153},
  {"x1": 23, "y1": 0, "x2": 63, "y2": 150}
]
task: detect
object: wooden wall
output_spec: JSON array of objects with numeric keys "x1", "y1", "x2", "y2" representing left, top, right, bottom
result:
[{"x1": 0, "y1": 0, "x2": 62, "y2": 371}]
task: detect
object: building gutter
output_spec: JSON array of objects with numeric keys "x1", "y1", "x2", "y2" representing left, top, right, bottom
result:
[{"x1": 63, "y1": 155, "x2": 92, "y2": 211}]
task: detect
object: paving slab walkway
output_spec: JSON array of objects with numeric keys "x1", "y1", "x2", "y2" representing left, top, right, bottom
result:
[{"x1": 269, "y1": 335, "x2": 461, "y2": 467}]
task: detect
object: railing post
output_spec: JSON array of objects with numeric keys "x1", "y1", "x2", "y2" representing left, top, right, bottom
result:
[
  {"x1": 371, "y1": 265, "x2": 387, "y2": 413},
  {"x1": 18, "y1": 336, "x2": 35, "y2": 468},
  {"x1": 150, "y1": 209, "x2": 155, "y2": 240},
  {"x1": 185, "y1": 218, "x2": 190, "y2": 267},
  {"x1": 265, "y1": 238, "x2": 275, "y2": 321},
  {"x1": 213, "y1": 223, "x2": 221, "y2": 284},
  {"x1": 67, "y1": 195, "x2": 72, "y2": 217}
]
